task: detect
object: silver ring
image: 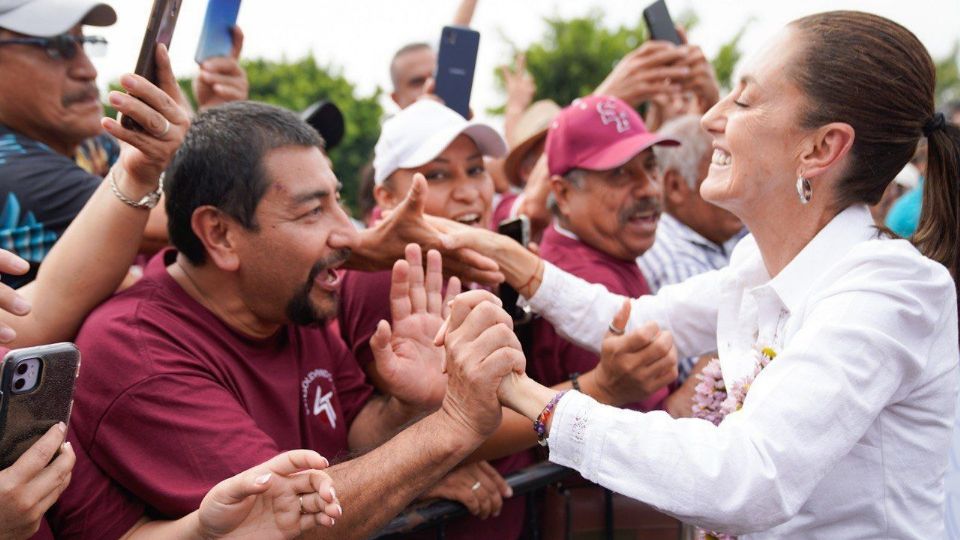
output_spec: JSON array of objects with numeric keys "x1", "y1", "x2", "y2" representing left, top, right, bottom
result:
[
  {"x1": 158, "y1": 118, "x2": 171, "y2": 138},
  {"x1": 470, "y1": 481, "x2": 481, "y2": 492},
  {"x1": 299, "y1": 494, "x2": 305, "y2": 514},
  {"x1": 608, "y1": 323, "x2": 625, "y2": 336}
]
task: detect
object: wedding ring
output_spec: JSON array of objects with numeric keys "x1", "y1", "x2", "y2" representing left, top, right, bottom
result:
[
  {"x1": 158, "y1": 118, "x2": 171, "y2": 138},
  {"x1": 299, "y1": 495, "x2": 305, "y2": 514},
  {"x1": 471, "y1": 481, "x2": 482, "y2": 492},
  {"x1": 608, "y1": 323, "x2": 625, "y2": 336}
]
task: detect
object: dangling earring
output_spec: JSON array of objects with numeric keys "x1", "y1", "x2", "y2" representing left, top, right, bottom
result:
[{"x1": 796, "y1": 175, "x2": 812, "y2": 205}]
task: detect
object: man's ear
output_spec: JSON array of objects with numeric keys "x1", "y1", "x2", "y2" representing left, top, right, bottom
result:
[
  {"x1": 550, "y1": 175, "x2": 574, "y2": 217},
  {"x1": 373, "y1": 183, "x2": 398, "y2": 211},
  {"x1": 797, "y1": 122, "x2": 855, "y2": 181},
  {"x1": 190, "y1": 206, "x2": 241, "y2": 272},
  {"x1": 663, "y1": 169, "x2": 689, "y2": 207}
]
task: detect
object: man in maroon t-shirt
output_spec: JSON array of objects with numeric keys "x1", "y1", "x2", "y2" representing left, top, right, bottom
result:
[
  {"x1": 532, "y1": 95, "x2": 683, "y2": 410},
  {"x1": 68, "y1": 102, "x2": 524, "y2": 539}
]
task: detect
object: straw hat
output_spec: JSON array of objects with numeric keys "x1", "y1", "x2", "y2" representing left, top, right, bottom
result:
[{"x1": 503, "y1": 99, "x2": 560, "y2": 187}]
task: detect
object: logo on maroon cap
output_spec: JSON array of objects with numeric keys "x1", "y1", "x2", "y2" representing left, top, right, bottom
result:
[{"x1": 596, "y1": 98, "x2": 631, "y2": 134}]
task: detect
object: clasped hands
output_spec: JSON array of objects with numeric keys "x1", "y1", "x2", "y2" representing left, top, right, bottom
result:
[{"x1": 372, "y1": 244, "x2": 677, "y2": 439}]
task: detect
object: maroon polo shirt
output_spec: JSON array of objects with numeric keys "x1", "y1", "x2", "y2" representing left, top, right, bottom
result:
[
  {"x1": 68, "y1": 249, "x2": 373, "y2": 519},
  {"x1": 533, "y1": 224, "x2": 668, "y2": 411},
  {"x1": 338, "y1": 269, "x2": 533, "y2": 540}
]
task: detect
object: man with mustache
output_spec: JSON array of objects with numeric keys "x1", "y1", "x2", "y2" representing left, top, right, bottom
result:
[
  {"x1": 0, "y1": 0, "x2": 248, "y2": 287},
  {"x1": 530, "y1": 95, "x2": 680, "y2": 412},
  {"x1": 67, "y1": 102, "x2": 516, "y2": 537}
]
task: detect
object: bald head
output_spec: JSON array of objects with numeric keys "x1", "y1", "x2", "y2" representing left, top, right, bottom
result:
[{"x1": 389, "y1": 42, "x2": 435, "y2": 109}]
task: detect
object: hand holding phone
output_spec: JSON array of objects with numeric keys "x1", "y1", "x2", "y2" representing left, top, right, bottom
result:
[
  {"x1": 0, "y1": 343, "x2": 80, "y2": 469},
  {"x1": 121, "y1": 0, "x2": 183, "y2": 131},
  {"x1": 434, "y1": 26, "x2": 480, "y2": 119}
]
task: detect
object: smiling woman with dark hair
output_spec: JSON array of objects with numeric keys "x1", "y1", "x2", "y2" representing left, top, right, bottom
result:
[{"x1": 438, "y1": 10, "x2": 960, "y2": 538}]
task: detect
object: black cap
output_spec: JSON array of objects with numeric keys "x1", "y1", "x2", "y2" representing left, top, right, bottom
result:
[{"x1": 301, "y1": 101, "x2": 345, "y2": 150}]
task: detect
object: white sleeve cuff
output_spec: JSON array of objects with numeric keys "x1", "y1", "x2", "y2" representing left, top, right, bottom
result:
[{"x1": 547, "y1": 390, "x2": 611, "y2": 482}]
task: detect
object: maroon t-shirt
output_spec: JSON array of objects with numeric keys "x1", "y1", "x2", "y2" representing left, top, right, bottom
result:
[
  {"x1": 69, "y1": 249, "x2": 373, "y2": 519},
  {"x1": 39, "y1": 431, "x2": 145, "y2": 540},
  {"x1": 338, "y1": 269, "x2": 533, "y2": 540},
  {"x1": 533, "y1": 225, "x2": 668, "y2": 411}
]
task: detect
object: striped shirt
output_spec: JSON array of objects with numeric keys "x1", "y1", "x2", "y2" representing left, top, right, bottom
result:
[{"x1": 637, "y1": 213, "x2": 743, "y2": 379}]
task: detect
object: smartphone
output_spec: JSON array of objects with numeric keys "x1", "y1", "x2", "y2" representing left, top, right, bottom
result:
[
  {"x1": 195, "y1": 0, "x2": 241, "y2": 63},
  {"x1": 643, "y1": 0, "x2": 682, "y2": 45},
  {"x1": 0, "y1": 343, "x2": 80, "y2": 470},
  {"x1": 497, "y1": 216, "x2": 533, "y2": 325},
  {"x1": 121, "y1": 0, "x2": 183, "y2": 131},
  {"x1": 434, "y1": 26, "x2": 480, "y2": 119}
]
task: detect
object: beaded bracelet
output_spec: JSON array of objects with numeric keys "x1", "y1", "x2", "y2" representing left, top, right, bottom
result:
[{"x1": 534, "y1": 390, "x2": 568, "y2": 447}]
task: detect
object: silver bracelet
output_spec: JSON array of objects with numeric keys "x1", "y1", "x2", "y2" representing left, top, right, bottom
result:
[{"x1": 110, "y1": 171, "x2": 164, "y2": 210}]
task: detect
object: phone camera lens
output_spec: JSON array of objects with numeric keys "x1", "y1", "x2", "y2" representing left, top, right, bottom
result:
[
  {"x1": 16, "y1": 362, "x2": 28, "y2": 375},
  {"x1": 14, "y1": 378, "x2": 25, "y2": 390}
]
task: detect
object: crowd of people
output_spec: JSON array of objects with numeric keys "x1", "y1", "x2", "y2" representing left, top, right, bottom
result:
[{"x1": 0, "y1": 0, "x2": 959, "y2": 538}]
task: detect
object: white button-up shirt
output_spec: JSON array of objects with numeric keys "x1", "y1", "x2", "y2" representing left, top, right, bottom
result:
[{"x1": 528, "y1": 204, "x2": 959, "y2": 538}]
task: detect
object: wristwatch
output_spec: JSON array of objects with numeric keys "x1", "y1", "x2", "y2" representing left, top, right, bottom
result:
[{"x1": 110, "y1": 171, "x2": 164, "y2": 210}]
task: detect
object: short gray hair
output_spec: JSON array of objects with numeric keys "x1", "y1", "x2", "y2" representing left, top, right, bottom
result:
[
  {"x1": 652, "y1": 115, "x2": 712, "y2": 189},
  {"x1": 548, "y1": 168, "x2": 589, "y2": 216}
]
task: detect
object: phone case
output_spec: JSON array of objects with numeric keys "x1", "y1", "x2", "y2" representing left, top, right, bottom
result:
[
  {"x1": 195, "y1": 0, "x2": 242, "y2": 63},
  {"x1": 643, "y1": 0, "x2": 682, "y2": 45},
  {"x1": 434, "y1": 26, "x2": 480, "y2": 119},
  {"x1": 121, "y1": 0, "x2": 183, "y2": 131},
  {"x1": 0, "y1": 343, "x2": 80, "y2": 469}
]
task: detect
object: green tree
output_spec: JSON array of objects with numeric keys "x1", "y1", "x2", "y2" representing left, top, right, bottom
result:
[
  {"x1": 935, "y1": 41, "x2": 960, "y2": 106},
  {"x1": 103, "y1": 56, "x2": 382, "y2": 213}
]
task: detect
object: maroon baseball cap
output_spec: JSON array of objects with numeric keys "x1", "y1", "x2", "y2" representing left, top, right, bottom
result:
[{"x1": 546, "y1": 95, "x2": 679, "y2": 177}]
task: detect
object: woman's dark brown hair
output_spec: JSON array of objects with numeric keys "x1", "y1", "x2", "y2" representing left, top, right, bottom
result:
[{"x1": 790, "y1": 11, "x2": 960, "y2": 283}]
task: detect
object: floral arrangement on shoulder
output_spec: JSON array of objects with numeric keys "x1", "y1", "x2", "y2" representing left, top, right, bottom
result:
[{"x1": 691, "y1": 346, "x2": 778, "y2": 540}]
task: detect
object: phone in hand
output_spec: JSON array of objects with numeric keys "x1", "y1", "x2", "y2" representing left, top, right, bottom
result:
[
  {"x1": 120, "y1": 0, "x2": 183, "y2": 131},
  {"x1": 497, "y1": 216, "x2": 533, "y2": 325},
  {"x1": 643, "y1": 0, "x2": 683, "y2": 45},
  {"x1": 434, "y1": 26, "x2": 480, "y2": 119},
  {"x1": 195, "y1": 0, "x2": 242, "y2": 63},
  {"x1": 0, "y1": 343, "x2": 80, "y2": 469}
]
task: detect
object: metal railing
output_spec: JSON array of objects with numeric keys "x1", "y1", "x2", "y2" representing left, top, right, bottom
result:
[{"x1": 375, "y1": 462, "x2": 574, "y2": 538}]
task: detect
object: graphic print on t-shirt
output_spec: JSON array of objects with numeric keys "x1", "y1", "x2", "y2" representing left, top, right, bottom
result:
[{"x1": 301, "y1": 368, "x2": 337, "y2": 428}]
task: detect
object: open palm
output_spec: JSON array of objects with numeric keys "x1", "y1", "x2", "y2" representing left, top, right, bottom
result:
[{"x1": 372, "y1": 244, "x2": 460, "y2": 409}]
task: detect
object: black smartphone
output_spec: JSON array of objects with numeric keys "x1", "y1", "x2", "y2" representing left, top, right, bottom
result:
[
  {"x1": 643, "y1": 0, "x2": 682, "y2": 45},
  {"x1": 195, "y1": 0, "x2": 242, "y2": 63},
  {"x1": 121, "y1": 0, "x2": 183, "y2": 131},
  {"x1": 497, "y1": 216, "x2": 533, "y2": 325},
  {"x1": 0, "y1": 343, "x2": 80, "y2": 469},
  {"x1": 434, "y1": 26, "x2": 480, "y2": 119}
]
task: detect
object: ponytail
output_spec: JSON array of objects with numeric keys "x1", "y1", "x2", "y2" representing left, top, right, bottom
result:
[{"x1": 913, "y1": 120, "x2": 960, "y2": 286}]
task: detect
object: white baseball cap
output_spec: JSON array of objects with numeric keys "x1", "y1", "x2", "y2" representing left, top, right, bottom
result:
[
  {"x1": 373, "y1": 100, "x2": 507, "y2": 185},
  {"x1": 0, "y1": 0, "x2": 116, "y2": 37}
]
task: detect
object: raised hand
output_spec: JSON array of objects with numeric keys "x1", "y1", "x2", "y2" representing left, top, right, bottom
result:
[
  {"x1": 675, "y1": 27, "x2": 720, "y2": 112},
  {"x1": 0, "y1": 423, "x2": 75, "y2": 540},
  {"x1": 372, "y1": 244, "x2": 460, "y2": 410},
  {"x1": 420, "y1": 460, "x2": 512, "y2": 519},
  {"x1": 197, "y1": 450, "x2": 341, "y2": 539},
  {"x1": 0, "y1": 250, "x2": 31, "y2": 343},
  {"x1": 594, "y1": 41, "x2": 691, "y2": 107},
  {"x1": 194, "y1": 26, "x2": 249, "y2": 110},
  {"x1": 102, "y1": 44, "x2": 189, "y2": 190},
  {"x1": 435, "y1": 290, "x2": 525, "y2": 438},
  {"x1": 355, "y1": 174, "x2": 504, "y2": 284},
  {"x1": 594, "y1": 300, "x2": 678, "y2": 405}
]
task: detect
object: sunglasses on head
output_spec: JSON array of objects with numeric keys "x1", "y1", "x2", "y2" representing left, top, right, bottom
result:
[{"x1": 0, "y1": 33, "x2": 107, "y2": 60}]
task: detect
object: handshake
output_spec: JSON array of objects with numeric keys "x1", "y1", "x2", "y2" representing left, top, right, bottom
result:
[{"x1": 373, "y1": 244, "x2": 678, "y2": 446}]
